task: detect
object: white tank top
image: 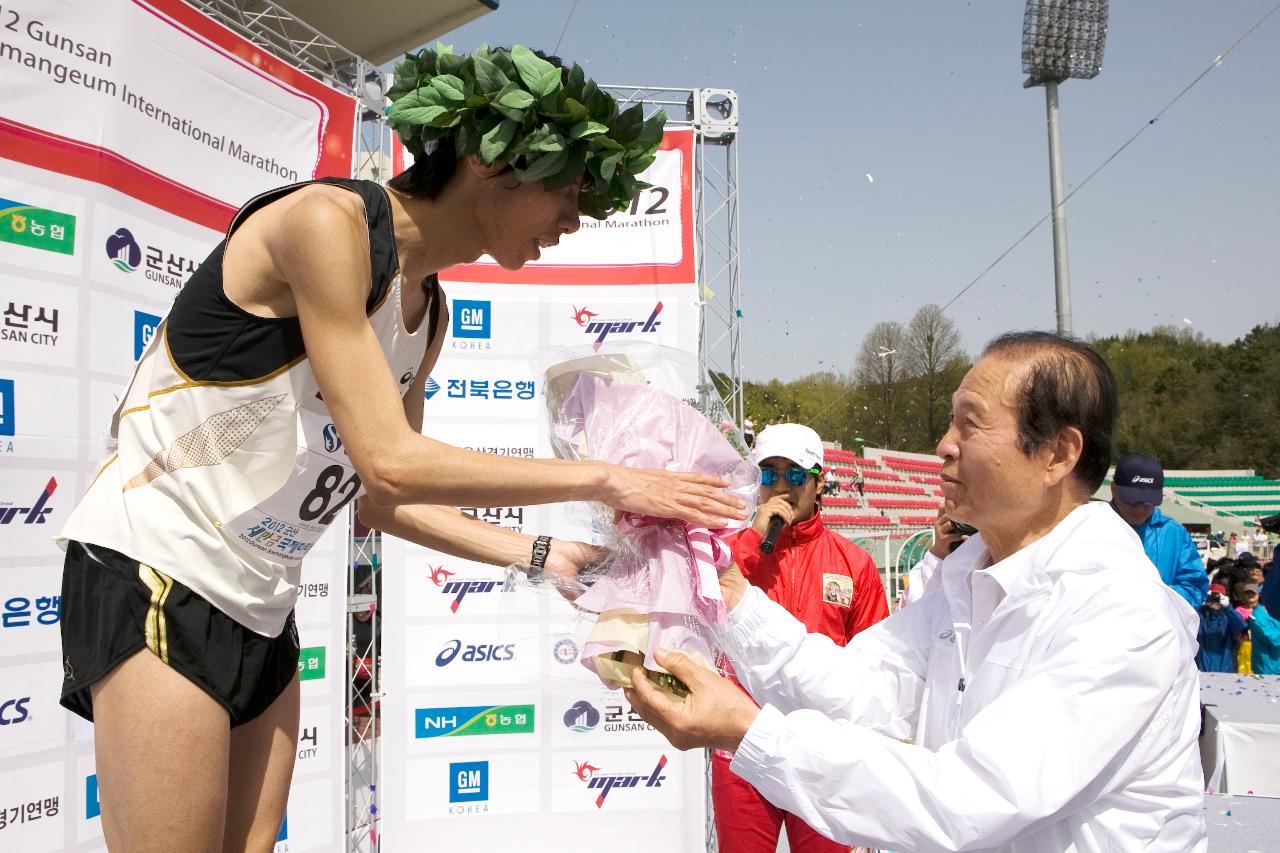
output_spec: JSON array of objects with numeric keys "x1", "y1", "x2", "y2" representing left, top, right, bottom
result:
[{"x1": 59, "y1": 180, "x2": 433, "y2": 636}]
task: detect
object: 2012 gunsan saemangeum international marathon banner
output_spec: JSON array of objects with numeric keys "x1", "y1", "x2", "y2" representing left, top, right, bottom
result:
[
  {"x1": 0, "y1": 0, "x2": 354, "y2": 229},
  {"x1": 0, "y1": 2, "x2": 353, "y2": 851}
]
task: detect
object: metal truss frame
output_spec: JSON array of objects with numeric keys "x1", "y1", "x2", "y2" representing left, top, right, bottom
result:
[
  {"x1": 600, "y1": 85, "x2": 742, "y2": 853},
  {"x1": 603, "y1": 86, "x2": 744, "y2": 430}
]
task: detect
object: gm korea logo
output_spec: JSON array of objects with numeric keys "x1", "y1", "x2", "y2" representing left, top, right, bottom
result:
[
  {"x1": 452, "y1": 300, "x2": 491, "y2": 339},
  {"x1": 133, "y1": 310, "x2": 162, "y2": 360}
]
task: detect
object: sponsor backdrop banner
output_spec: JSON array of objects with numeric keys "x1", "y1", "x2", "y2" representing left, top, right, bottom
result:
[
  {"x1": 0, "y1": 1, "x2": 355, "y2": 850},
  {"x1": 381, "y1": 129, "x2": 709, "y2": 851}
]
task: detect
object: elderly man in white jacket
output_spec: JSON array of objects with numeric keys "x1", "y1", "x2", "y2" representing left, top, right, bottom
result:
[{"x1": 626, "y1": 331, "x2": 1206, "y2": 853}]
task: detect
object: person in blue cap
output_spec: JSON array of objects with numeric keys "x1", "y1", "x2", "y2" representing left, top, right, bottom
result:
[{"x1": 1109, "y1": 453, "x2": 1209, "y2": 610}]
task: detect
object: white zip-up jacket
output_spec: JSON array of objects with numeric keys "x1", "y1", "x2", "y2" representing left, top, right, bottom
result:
[{"x1": 719, "y1": 501, "x2": 1207, "y2": 852}]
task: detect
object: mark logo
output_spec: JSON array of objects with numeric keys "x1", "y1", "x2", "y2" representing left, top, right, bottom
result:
[
  {"x1": 572, "y1": 755, "x2": 668, "y2": 808},
  {"x1": 572, "y1": 303, "x2": 663, "y2": 351},
  {"x1": 105, "y1": 227, "x2": 142, "y2": 272},
  {"x1": 424, "y1": 377, "x2": 440, "y2": 400},
  {"x1": 1, "y1": 476, "x2": 57, "y2": 525}
]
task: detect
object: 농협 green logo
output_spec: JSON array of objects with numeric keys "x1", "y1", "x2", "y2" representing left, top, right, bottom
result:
[
  {"x1": 0, "y1": 198, "x2": 76, "y2": 255},
  {"x1": 298, "y1": 646, "x2": 326, "y2": 680},
  {"x1": 415, "y1": 704, "x2": 536, "y2": 739}
]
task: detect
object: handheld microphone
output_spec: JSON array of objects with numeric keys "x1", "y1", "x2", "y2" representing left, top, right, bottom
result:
[{"x1": 760, "y1": 516, "x2": 785, "y2": 554}]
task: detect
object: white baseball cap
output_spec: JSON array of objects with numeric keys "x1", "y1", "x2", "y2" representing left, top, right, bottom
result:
[{"x1": 752, "y1": 423, "x2": 823, "y2": 471}]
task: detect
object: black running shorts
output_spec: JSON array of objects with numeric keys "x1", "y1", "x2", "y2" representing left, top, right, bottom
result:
[{"x1": 59, "y1": 540, "x2": 300, "y2": 727}]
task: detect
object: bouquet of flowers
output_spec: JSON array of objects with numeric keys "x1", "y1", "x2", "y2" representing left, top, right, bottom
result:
[{"x1": 532, "y1": 345, "x2": 757, "y2": 699}]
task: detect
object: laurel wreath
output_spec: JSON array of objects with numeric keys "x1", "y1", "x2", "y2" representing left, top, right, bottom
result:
[{"x1": 387, "y1": 44, "x2": 667, "y2": 220}]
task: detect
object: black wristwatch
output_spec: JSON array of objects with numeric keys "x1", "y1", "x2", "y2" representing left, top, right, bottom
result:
[{"x1": 528, "y1": 535, "x2": 552, "y2": 580}]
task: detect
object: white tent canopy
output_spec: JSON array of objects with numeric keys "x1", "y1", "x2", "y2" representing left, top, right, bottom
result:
[{"x1": 271, "y1": 0, "x2": 497, "y2": 64}]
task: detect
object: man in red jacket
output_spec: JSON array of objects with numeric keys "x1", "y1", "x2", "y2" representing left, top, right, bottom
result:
[{"x1": 715, "y1": 423, "x2": 889, "y2": 852}]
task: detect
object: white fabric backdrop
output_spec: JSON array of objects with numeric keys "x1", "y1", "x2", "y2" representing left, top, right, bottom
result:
[{"x1": 0, "y1": 2, "x2": 355, "y2": 850}]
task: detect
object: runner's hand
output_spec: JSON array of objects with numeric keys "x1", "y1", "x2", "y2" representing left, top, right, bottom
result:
[
  {"x1": 541, "y1": 538, "x2": 609, "y2": 602},
  {"x1": 603, "y1": 465, "x2": 746, "y2": 528}
]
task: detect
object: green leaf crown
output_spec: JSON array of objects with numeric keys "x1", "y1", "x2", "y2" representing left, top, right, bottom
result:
[{"x1": 387, "y1": 44, "x2": 667, "y2": 220}]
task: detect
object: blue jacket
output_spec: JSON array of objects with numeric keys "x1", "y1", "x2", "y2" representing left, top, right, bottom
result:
[
  {"x1": 1123, "y1": 505, "x2": 1210, "y2": 610},
  {"x1": 1251, "y1": 603, "x2": 1280, "y2": 675},
  {"x1": 1197, "y1": 605, "x2": 1245, "y2": 672}
]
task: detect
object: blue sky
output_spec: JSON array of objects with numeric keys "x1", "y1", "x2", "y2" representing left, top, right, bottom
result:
[{"x1": 434, "y1": 1, "x2": 1279, "y2": 380}]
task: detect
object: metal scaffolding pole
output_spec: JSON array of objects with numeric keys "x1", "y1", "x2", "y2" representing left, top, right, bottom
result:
[{"x1": 603, "y1": 86, "x2": 744, "y2": 431}]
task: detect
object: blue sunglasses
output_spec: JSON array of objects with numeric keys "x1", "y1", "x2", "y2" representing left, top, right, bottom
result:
[{"x1": 760, "y1": 465, "x2": 818, "y2": 488}]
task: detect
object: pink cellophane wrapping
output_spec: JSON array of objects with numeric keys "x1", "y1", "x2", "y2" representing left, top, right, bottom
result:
[{"x1": 551, "y1": 372, "x2": 758, "y2": 680}]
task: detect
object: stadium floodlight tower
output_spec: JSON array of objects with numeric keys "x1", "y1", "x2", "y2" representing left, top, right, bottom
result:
[{"x1": 1021, "y1": 0, "x2": 1108, "y2": 337}]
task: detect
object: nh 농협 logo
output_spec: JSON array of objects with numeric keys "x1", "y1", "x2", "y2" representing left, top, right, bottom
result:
[
  {"x1": 105, "y1": 227, "x2": 142, "y2": 272},
  {"x1": 415, "y1": 704, "x2": 534, "y2": 739},
  {"x1": 0, "y1": 198, "x2": 76, "y2": 255}
]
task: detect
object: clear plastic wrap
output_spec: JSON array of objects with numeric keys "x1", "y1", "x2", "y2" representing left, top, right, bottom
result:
[{"x1": 514, "y1": 343, "x2": 758, "y2": 699}]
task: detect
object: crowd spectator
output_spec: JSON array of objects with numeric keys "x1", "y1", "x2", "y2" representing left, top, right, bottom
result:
[
  {"x1": 1233, "y1": 582, "x2": 1260, "y2": 673},
  {"x1": 1197, "y1": 583, "x2": 1246, "y2": 672},
  {"x1": 1249, "y1": 596, "x2": 1280, "y2": 674},
  {"x1": 1250, "y1": 526, "x2": 1269, "y2": 560},
  {"x1": 1239, "y1": 552, "x2": 1265, "y2": 586},
  {"x1": 1108, "y1": 454, "x2": 1209, "y2": 610}
]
